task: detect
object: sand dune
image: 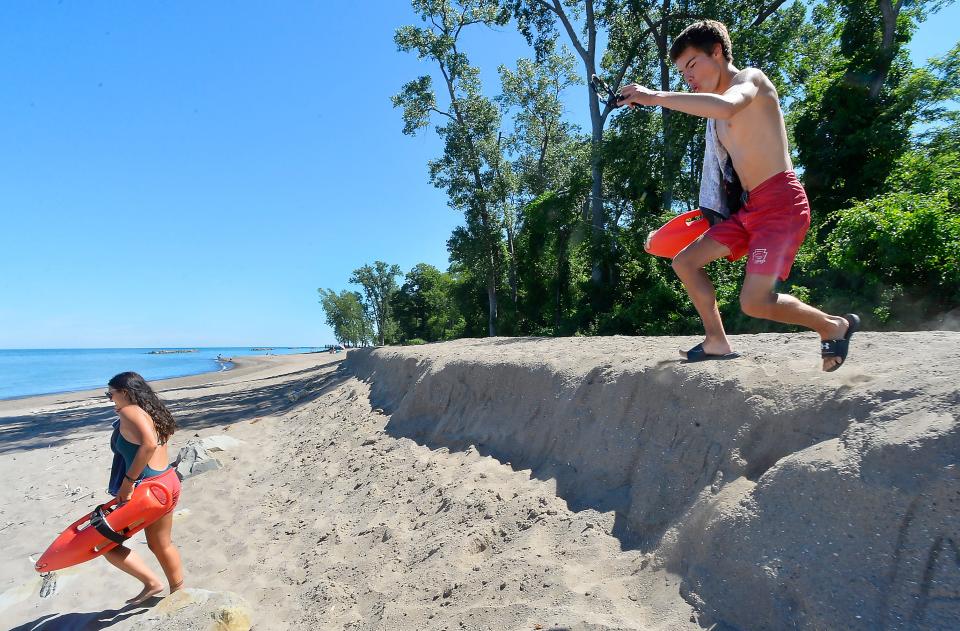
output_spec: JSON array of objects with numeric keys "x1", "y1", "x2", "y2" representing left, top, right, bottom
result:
[
  {"x1": 2, "y1": 333, "x2": 957, "y2": 630},
  {"x1": 349, "y1": 332, "x2": 960, "y2": 630}
]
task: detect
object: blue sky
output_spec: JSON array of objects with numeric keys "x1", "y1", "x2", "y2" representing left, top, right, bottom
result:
[{"x1": 1, "y1": 2, "x2": 956, "y2": 348}]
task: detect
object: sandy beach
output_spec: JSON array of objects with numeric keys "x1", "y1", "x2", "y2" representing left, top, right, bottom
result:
[
  {"x1": 1, "y1": 352, "x2": 349, "y2": 629},
  {"x1": 1, "y1": 334, "x2": 957, "y2": 630}
]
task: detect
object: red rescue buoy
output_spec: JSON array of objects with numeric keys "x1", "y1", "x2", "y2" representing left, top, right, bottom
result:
[
  {"x1": 35, "y1": 471, "x2": 175, "y2": 573},
  {"x1": 644, "y1": 209, "x2": 710, "y2": 258}
]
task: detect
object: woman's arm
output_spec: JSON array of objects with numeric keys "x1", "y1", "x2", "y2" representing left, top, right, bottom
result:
[{"x1": 116, "y1": 407, "x2": 158, "y2": 499}]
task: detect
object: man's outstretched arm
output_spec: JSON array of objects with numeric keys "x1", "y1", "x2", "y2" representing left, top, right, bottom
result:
[{"x1": 619, "y1": 71, "x2": 760, "y2": 120}]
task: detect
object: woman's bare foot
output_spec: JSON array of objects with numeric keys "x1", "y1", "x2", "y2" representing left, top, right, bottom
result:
[
  {"x1": 126, "y1": 581, "x2": 165, "y2": 605},
  {"x1": 169, "y1": 579, "x2": 184, "y2": 594}
]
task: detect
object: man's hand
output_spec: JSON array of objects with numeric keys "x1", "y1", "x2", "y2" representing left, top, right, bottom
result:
[{"x1": 618, "y1": 83, "x2": 658, "y2": 108}]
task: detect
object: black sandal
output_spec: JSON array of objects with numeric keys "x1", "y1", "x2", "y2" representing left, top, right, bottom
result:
[
  {"x1": 682, "y1": 343, "x2": 741, "y2": 363},
  {"x1": 821, "y1": 313, "x2": 861, "y2": 372}
]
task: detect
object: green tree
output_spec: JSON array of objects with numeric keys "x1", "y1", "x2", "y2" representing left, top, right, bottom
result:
[
  {"x1": 393, "y1": 263, "x2": 465, "y2": 341},
  {"x1": 804, "y1": 42, "x2": 960, "y2": 328},
  {"x1": 441, "y1": 260, "x2": 488, "y2": 337},
  {"x1": 498, "y1": 49, "x2": 584, "y2": 320},
  {"x1": 824, "y1": 190, "x2": 959, "y2": 327},
  {"x1": 498, "y1": 51, "x2": 582, "y2": 199},
  {"x1": 350, "y1": 261, "x2": 402, "y2": 346},
  {"x1": 507, "y1": 0, "x2": 653, "y2": 286},
  {"x1": 793, "y1": 0, "x2": 955, "y2": 225},
  {"x1": 393, "y1": 0, "x2": 511, "y2": 336},
  {"x1": 514, "y1": 187, "x2": 593, "y2": 334},
  {"x1": 317, "y1": 289, "x2": 372, "y2": 347}
]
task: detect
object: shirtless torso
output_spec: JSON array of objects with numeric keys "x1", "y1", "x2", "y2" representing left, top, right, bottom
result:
[
  {"x1": 620, "y1": 59, "x2": 794, "y2": 191},
  {"x1": 714, "y1": 69, "x2": 792, "y2": 191}
]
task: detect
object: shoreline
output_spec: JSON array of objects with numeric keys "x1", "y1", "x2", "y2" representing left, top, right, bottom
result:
[
  {"x1": 0, "y1": 352, "x2": 325, "y2": 418},
  {"x1": 0, "y1": 348, "x2": 329, "y2": 404},
  {"x1": 0, "y1": 360, "x2": 237, "y2": 405}
]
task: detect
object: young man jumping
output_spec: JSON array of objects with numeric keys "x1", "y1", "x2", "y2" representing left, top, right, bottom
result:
[{"x1": 618, "y1": 19, "x2": 859, "y2": 372}]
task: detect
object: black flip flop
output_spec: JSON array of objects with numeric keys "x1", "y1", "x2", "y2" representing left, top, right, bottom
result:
[
  {"x1": 821, "y1": 313, "x2": 861, "y2": 372},
  {"x1": 682, "y1": 343, "x2": 741, "y2": 363}
]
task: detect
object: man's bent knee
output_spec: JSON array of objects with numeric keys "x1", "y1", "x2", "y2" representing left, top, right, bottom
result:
[
  {"x1": 672, "y1": 236, "x2": 730, "y2": 276},
  {"x1": 672, "y1": 250, "x2": 698, "y2": 276},
  {"x1": 740, "y1": 292, "x2": 774, "y2": 318}
]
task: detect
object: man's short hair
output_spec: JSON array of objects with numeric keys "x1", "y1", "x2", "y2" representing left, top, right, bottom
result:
[{"x1": 669, "y1": 20, "x2": 733, "y2": 63}]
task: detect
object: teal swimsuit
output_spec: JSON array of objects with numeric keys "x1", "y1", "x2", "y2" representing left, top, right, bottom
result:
[{"x1": 111, "y1": 423, "x2": 168, "y2": 479}]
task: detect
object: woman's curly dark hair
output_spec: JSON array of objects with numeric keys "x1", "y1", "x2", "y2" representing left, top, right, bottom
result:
[{"x1": 108, "y1": 372, "x2": 177, "y2": 444}]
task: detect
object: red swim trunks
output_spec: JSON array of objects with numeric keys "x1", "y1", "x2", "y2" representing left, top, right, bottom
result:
[{"x1": 705, "y1": 170, "x2": 811, "y2": 281}]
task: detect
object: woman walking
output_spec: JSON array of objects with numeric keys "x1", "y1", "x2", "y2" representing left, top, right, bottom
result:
[{"x1": 103, "y1": 371, "x2": 183, "y2": 604}]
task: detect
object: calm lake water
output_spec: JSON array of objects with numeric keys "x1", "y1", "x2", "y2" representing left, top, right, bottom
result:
[{"x1": 0, "y1": 347, "x2": 322, "y2": 400}]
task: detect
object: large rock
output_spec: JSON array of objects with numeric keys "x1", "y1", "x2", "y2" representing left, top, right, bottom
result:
[
  {"x1": 173, "y1": 435, "x2": 243, "y2": 478},
  {"x1": 128, "y1": 588, "x2": 253, "y2": 631},
  {"x1": 173, "y1": 441, "x2": 221, "y2": 478}
]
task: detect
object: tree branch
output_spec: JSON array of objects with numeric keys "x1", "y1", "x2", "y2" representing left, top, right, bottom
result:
[
  {"x1": 751, "y1": 0, "x2": 788, "y2": 27},
  {"x1": 535, "y1": 0, "x2": 589, "y2": 63},
  {"x1": 638, "y1": 11, "x2": 666, "y2": 53},
  {"x1": 586, "y1": 0, "x2": 597, "y2": 59},
  {"x1": 429, "y1": 106, "x2": 456, "y2": 121}
]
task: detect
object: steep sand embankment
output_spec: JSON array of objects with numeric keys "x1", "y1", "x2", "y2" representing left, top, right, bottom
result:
[
  {"x1": 348, "y1": 333, "x2": 959, "y2": 630},
  {"x1": 4, "y1": 335, "x2": 956, "y2": 630},
  {"x1": 3, "y1": 350, "x2": 700, "y2": 631}
]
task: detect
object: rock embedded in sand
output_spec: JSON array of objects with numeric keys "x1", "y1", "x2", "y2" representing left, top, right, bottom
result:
[
  {"x1": 128, "y1": 588, "x2": 253, "y2": 631},
  {"x1": 173, "y1": 435, "x2": 243, "y2": 478},
  {"x1": 174, "y1": 441, "x2": 222, "y2": 478}
]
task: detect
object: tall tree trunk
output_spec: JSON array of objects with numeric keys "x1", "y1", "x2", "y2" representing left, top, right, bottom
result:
[
  {"x1": 869, "y1": 0, "x2": 904, "y2": 100},
  {"x1": 444, "y1": 63, "x2": 499, "y2": 338},
  {"x1": 487, "y1": 263, "x2": 498, "y2": 337},
  {"x1": 481, "y1": 208, "x2": 499, "y2": 337},
  {"x1": 541, "y1": 0, "x2": 607, "y2": 286},
  {"x1": 555, "y1": 225, "x2": 570, "y2": 332},
  {"x1": 506, "y1": 224, "x2": 518, "y2": 309},
  {"x1": 584, "y1": 8, "x2": 605, "y2": 286},
  {"x1": 590, "y1": 126, "x2": 604, "y2": 284},
  {"x1": 655, "y1": 1, "x2": 674, "y2": 211},
  {"x1": 536, "y1": 0, "x2": 662, "y2": 283}
]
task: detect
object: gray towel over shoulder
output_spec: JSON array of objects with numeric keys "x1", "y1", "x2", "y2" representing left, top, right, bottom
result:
[{"x1": 699, "y1": 118, "x2": 739, "y2": 222}]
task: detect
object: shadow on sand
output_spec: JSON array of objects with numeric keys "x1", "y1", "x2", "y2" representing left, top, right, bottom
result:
[{"x1": 7, "y1": 599, "x2": 158, "y2": 631}]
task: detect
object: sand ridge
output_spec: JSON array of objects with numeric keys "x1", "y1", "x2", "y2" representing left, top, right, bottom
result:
[
  {"x1": 2, "y1": 333, "x2": 958, "y2": 630},
  {"x1": 349, "y1": 332, "x2": 960, "y2": 630},
  {"x1": 2, "y1": 349, "x2": 698, "y2": 630}
]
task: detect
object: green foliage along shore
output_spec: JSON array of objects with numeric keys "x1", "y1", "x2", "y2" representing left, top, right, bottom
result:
[{"x1": 321, "y1": 1, "x2": 959, "y2": 346}]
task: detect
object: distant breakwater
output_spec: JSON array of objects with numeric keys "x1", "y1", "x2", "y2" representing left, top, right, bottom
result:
[{"x1": 147, "y1": 349, "x2": 198, "y2": 355}]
